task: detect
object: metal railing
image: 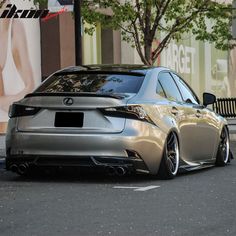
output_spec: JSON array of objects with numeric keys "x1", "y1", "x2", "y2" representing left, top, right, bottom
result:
[{"x1": 213, "y1": 98, "x2": 236, "y2": 118}]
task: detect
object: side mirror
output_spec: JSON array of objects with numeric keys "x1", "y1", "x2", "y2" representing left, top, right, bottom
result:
[{"x1": 203, "y1": 92, "x2": 216, "y2": 107}]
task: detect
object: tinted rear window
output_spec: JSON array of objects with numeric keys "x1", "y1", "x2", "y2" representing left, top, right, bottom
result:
[{"x1": 36, "y1": 73, "x2": 145, "y2": 94}]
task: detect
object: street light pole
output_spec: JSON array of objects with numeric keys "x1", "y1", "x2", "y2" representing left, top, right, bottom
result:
[{"x1": 74, "y1": 0, "x2": 82, "y2": 65}]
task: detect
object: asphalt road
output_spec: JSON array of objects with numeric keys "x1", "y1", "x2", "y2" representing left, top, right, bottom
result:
[{"x1": 0, "y1": 144, "x2": 236, "y2": 236}]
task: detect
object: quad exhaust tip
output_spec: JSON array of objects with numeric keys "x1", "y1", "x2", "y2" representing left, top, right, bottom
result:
[
  {"x1": 10, "y1": 163, "x2": 29, "y2": 175},
  {"x1": 10, "y1": 164, "x2": 18, "y2": 172},
  {"x1": 116, "y1": 166, "x2": 126, "y2": 176},
  {"x1": 106, "y1": 166, "x2": 127, "y2": 176},
  {"x1": 18, "y1": 164, "x2": 28, "y2": 175},
  {"x1": 107, "y1": 166, "x2": 116, "y2": 176}
]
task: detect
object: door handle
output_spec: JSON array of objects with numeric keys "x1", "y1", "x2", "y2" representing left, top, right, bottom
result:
[
  {"x1": 195, "y1": 110, "x2": 201, "y2": 118},
  {"x1": 171, "y1": 107, "x2": 178, "y2": 115}
]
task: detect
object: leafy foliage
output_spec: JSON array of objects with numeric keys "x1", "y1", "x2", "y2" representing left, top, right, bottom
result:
[
  {"x1": 32, "y1": 0, "x2": 235, "y2": 65},
  {"x1": 33, "y1": 0, "x2": 48, "y2": 8},
  {"x1": 82, "y1": 0, "x2": 235, "y2": 65}
]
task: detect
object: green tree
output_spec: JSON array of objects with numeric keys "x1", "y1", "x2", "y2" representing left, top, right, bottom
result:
[{"x1": 33, "y1": 0, "x2": 235, "y2": 65}]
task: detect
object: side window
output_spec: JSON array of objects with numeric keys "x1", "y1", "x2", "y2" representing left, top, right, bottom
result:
[
  {"x1": 171, "y1": 73, "x2": 199, "y2": 104},
  {"x1": 158, "y1": 72, "x2": 183, "y2": 102},
  {"x1": 156, "y1": 81, "x2": 166, "y2": 98}
]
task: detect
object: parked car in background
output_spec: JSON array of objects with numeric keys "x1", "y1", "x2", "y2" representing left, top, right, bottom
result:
[{"x1": 5, "y1": 65, "x2": 232, "y2": 179}]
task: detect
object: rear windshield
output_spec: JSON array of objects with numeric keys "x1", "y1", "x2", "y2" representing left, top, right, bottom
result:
[{"x1": 35, "y1": 73, "x2": 145, "y2": 94}]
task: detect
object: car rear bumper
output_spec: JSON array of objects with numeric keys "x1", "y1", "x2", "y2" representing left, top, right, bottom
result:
[
  {"x1": 6, "y1": 120, "x2": 167, "y2": 175},
  {"x1": 5, "y1": 155, "x2": 147, "y2": 175}
]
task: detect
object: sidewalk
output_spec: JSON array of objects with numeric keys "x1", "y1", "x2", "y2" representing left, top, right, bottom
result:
[
  {"x1": 0, "y1": 135, "x2": 5, "y2": 157},
  {"x1": 0, "y1": 135, "x2": 5, "y2": 168}
]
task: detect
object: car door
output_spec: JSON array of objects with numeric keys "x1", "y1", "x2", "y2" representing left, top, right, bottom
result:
[
  {"x1": 171, "y1": 73, "x2": 218, "y2": 162},
  {"x1": 157, "y1": 72, "x2": 199, "y2": 163}
]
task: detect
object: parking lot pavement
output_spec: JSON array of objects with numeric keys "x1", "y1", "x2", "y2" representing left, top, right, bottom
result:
[
  {"x1": 0, "y1": 136, "x2": 236, "y2": 235},
  {"x1": 1, "y1": 147, "x2": 236, "y2": 235},
  {"x1": 230, "y1": 141, "x2": 236, "y2": 157}
]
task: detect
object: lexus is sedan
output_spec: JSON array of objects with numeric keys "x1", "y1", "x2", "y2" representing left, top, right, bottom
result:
[{"x1": 5, "y1": 65, "x2": 232, "y2": 179}]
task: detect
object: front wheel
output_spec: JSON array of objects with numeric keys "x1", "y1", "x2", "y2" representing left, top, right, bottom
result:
[
  {"x1": 215, "y1": 126, "x2": 230, "y2": 166},
  {"x1": 158, "y1": 132, "x2": 180, "y2": 179}
]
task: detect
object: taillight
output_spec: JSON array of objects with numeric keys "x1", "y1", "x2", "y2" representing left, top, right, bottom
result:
[
  {"x1": 9, "y1": 104, "x2": 41, "y2": 118},
  {"x1": 99, "y1": 105, "x2": 154, "y2": 124}
]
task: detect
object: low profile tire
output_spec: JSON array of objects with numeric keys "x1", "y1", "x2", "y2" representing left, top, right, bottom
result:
[
  {"x1": 215, "y1": 126, "x2": 230, "y2": 167},
  {"x1": 158, "y1": 132, "x2": 180, "y2": 179}
]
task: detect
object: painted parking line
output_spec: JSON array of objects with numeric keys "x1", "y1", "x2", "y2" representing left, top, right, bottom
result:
[
  {"x1": 134, "y1": 185, "x2": 160, "y2": 191},
  {"x1": 113, "y1": 185, "x2": 160, "y2": 191},
  {"x1": 113, "y1": 186, "x2": 139, "y2": 189}
]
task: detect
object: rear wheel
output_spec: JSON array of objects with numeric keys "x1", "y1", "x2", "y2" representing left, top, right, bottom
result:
[
  {"x1": 158, "y1": 132, "x2": 180, "y2": 179},
  {"x1": 215, "y1": 126, "x2": 230, "y2": 166}
]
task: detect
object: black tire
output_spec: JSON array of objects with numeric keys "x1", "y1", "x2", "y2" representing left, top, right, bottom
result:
[
  {"x1": 158, "y1": 132, "x2": 180, "y2": 179},
  {"x1": 215, "y1": 126, "x2": 230, "y2": 167}
]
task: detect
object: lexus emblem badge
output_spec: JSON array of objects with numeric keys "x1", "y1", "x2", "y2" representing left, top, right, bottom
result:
[{"x1": 63, "y1": 97, "x2": 74, "y2": 106}]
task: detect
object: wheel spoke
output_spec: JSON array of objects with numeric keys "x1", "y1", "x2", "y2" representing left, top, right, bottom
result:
[
  {"x1": 165, "y1": 133, "x2": 179, "y2": 175},
  {"x1": 168, "y1": 150, "x2": 176, "y2": 156},
  {"x1": 167, "y1": 158, "x2": 175, "y2": 172},
  {"x1": 167, "y1": 134, "x2": 175, "y2": 146},
  {"x1": 169, "y1": 155, "x2": 176, "y2": 164}
]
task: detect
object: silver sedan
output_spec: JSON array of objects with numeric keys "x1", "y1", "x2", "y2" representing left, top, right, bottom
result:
[{"x1": 5, "y1": 65, "x2": 232, "y2": 179}]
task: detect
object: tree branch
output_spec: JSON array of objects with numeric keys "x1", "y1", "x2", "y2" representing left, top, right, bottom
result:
[
  {"x1": 135, "y1": 0, "x2": 145, "y2": 33},
  {"x1": 150, "y1": 0, "x2": 172, "y2": 40},
  {"x1": 152, "y1": 1, "x2": 211, "y2": 62}
]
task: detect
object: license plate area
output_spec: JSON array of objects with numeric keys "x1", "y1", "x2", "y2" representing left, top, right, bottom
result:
[{"x1": 54, "y1": 112, "x2": 84, "y2": 127}]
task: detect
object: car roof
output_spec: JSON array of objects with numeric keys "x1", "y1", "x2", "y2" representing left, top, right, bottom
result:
[{"x1": 55, "y1": 64, "x2": 159, "y2": 75}]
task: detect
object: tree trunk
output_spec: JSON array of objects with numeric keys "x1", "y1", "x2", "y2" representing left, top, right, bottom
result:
[{"x1": 144, "y1": 42, "x2": 152, "y2": 65}]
